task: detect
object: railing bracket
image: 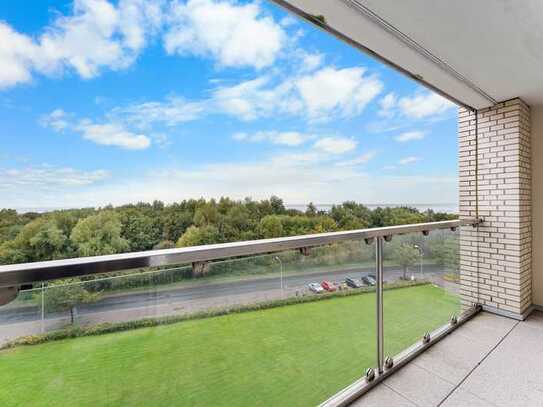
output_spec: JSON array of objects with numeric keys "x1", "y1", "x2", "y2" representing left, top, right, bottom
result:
[
  {"x1": 364, "y1": 238, "x2": 374, "y2": 245},
  {"x1": 384, "y1": 356, "x2": 394, "y2": 369},
  {"x1": 384, "y1": 235, "x2": 392, "y2": 242},
  {"x1": 365, "y1": 368, "x2": 375, "y2": 382},
  {"x1": 422, "y1": 332, "x2": 431, "y2": 344},
  {"x1": 450, "y1": 314, "x2": 458, "y2": 326},
  {"x1": 192, "y1": 261, "x2": 210, "y2": 278}
]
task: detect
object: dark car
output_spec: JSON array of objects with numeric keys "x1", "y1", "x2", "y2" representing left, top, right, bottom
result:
[
  {"x1": 362, "y1": 274, "x2": 377, "y2": 286},
  {"x1": 345, "y1": 277, "x2": 364, "y2": 289}
]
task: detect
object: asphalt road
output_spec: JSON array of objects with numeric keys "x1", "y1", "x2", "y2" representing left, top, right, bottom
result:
[{"x1": 0, "y1": 265, "x2": 445, "y2": 325}]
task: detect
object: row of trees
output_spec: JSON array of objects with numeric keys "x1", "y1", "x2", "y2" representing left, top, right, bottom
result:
[{"x1": 0, "y1": 197, "x2": 455, "y2": 265}]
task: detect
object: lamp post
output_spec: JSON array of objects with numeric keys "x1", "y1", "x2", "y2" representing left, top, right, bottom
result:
[
  {"x1": 274, "y1": 256, "x2": 284, "y2": 297},
  {"x1": 414, "y1": 244, "x2": 424, "y2": 280}
]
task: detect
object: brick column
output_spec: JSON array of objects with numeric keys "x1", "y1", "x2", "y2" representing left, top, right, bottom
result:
[{"x1": 459, "y1": 98, "x2": 532, "y2": 319}]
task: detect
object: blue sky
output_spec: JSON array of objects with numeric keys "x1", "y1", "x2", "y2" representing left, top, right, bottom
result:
[{"x1": 0, "y1": 0, "x2": 458, "y2": 210}]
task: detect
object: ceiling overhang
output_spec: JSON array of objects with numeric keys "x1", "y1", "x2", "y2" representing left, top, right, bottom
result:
[{"x1": 272, "y1": 0, "x2": 543, "y2": 110}]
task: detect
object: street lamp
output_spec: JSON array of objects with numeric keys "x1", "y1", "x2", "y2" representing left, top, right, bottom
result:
[
  {"x1": 414, "y1": 245, "x2": 424, "y2": 280},
  {"x1": 274, "y1": 256, "x2": 284, "y2": 297}
]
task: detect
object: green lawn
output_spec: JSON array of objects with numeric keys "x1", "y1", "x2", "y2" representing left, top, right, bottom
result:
[{"x1": 0, "y1": 285, "x2": 459, "y2": 407}]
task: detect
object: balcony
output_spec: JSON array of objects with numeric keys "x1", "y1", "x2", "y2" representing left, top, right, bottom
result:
[
  {"x1": 1, "y1": 1, "x2": 542, "y2": 405},
  {"x1": 0, "y1": 219, "x2": 478, "y2": 406},
  {"x1": 352, "y1": 310, "x2": 543, "y2": 406}
]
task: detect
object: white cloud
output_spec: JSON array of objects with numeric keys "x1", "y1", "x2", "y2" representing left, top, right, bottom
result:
[
  {"x1": 0, "y1": 0, "x2": 163, "y2": 88},
  {"x1": 395, "y1": 131, "x2": 425, "y2": 143},
  {"x1": 0, "y1": 165, "x2": 109, "y2": 189},
  {"x1": 5, "y1": 157, "x2": 457, "y2": 209},
  {"x1": 41, "y1": 108, "x2": 151, "y2": 150},
  {"x1": 296, "y1": 67, "x2": 383, "y2": 120},
  {"x1": 0, "y1": 23, "x2": 40, "y2": 88},
  {"x1": 378, "y1": 92, "x2": 396, "y2": 117},
  {"x1": 313, "y1": 137, "x2": 357, "y2": 155},
  {"x1": 337, "y1": 150, "x2": 376, "y2": 166},
  {"x1": 232, "y1": 131, "x2": 309, "y2": 146},
  {"x1": 164, "y1": 0, "x2": 285, "y2": 69},
  {"x1": 299, "y1": 51, "x2": 323, "y2": 72},
  {"x1": 39, "y1": 109, "x2": 70, "y2": 131},
  {"x1": 212, "y1": 66, "x2": 382, "y2": 121},
  {"x1": 76, "y1": 120, "x2": 150, "y2": 150},
  {"x1": 112, "y1": 97, "x2": 206, "y2": 128},
  {"x1": 398, "y1": 92, "x2": 455, "y2": 119},
  {"x1": 212, "y1": 75, "x2": 288, "y2": 120},
  {"x1": 399, "y1": 156, "x2": 421, "y2": 165},
  {"x1": 279, "y1": 15, "x2": 297, "y2": 27}
]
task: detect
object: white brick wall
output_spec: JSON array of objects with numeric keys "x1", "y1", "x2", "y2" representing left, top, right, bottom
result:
[{"x1": 459, "y1": 99, "x2": 532, "y2": 317}]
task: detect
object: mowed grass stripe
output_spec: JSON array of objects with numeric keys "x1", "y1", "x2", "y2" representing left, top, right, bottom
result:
[{"x1": 0, "y1": 285, "x2": 459, "y2": 407}]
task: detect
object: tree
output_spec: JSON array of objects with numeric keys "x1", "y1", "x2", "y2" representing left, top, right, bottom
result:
[
  {"x1": 41, "y1": 280, "x2": 101, "y2": 324},
  {"x1": 71, "y1": 211, "x2": 129, "y2": 256},
  {"x1": 258, "y1": 215, "x2": 284, "y2": 238},
  {"x1": 119, "y1": 209, "x2": 161, "y2": 251},
  {"x1": 0, "y1": 217, "x2": 71, "y2": 264},
  {"x1": 428, "y1": 234, "x2": 459, "y2": 273},
  {"x1": 28, "y1": 221, "x2": 69, "y2": 260},
  {"x1": 177, "y1": 225, "x2": 220, "y2": 247},
  {"x1": 193, "y1": 203, "x2": 219, "y2": 226},
  {"x1": 269, "y1": 195, "x2": 286, "y2": 214},
  {"x1": 153, "y1": 240, "x2": 176, "y2": 250},
  {"x1": 305, "y1": 202, "x2": 317, "y2": 217},
  {"x1": 160, "y1": 206, "x2": 193, "y2": 242},
  {"x1": 391, "y1": 241, "x2": 420, "y2": 279}
]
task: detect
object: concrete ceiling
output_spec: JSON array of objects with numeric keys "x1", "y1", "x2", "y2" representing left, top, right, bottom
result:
[{"x1": 274, "y1": 0, "x2": 543, "y2": 109}]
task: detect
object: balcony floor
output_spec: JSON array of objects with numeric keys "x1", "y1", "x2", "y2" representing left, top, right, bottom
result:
[{"x1": 352, "y1": 310, "x2": 543, "y2": 406}]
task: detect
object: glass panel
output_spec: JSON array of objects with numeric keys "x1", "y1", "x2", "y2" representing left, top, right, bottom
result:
[
  {"x1": 382, "y1": 228, "x2": 462, "y2": 359},
  {"x1": 0, "y1": 240, "x2": 377, "y2": 406}
]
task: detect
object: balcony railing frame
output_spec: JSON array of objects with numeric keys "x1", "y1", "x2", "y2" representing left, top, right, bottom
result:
[
  {"x1": 0, "y1": 218, "x2": 479, "y2": 288},
  {"x1": 0, "y1": 217, "x2": 482, "y2": 406}
]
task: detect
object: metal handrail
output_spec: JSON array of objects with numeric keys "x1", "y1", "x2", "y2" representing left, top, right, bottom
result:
[{"x1": 0, "y1": 218, "x2": 479, "y2": 288}]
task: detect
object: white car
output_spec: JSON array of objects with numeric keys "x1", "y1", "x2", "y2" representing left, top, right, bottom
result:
[{"x1": 308, "y1": 282, "x2": 324, "y2": 294}]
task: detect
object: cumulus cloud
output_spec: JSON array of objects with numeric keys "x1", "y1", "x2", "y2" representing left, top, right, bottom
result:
[
  {"x1": 39, "y1": 109, "x2": 70, "y2": 131},
  {"x1": 313, "y1": 137, "x2": 357, "y2": 155},
  {"x1": 0, "y1": 0, "x2": 163, "y2": 88},
  {"x1": 378, "y1": 92, "x2": 396, "y2": 117},
  {"x1": 212, "y1": 66, "x2": 382, "y2": 121},
  {"x1": 395, "y1": 131, "x2": 425, "y2": 142},
  {"x1": 212, "y1": 76, "x2": 290, "y2": 120},
  {"x1": 164, "y1": 0, "x2": 285, "y2": 69},
  {"x1": 76, "y1": 120, "x2": 150, "y2": 150},
  {"x1": 41, "y1": 109, "x2": 151, "y2": 150},
  {"x1": 296, "y1": 67, "x2": 383, "y2": 120},
  {"x1": 0, "y1": 23, "x2": 40, "y2": 88},
  {"x1": 232, "y1": 131, "x2": 310, "y2": 146},
  {"x1": 101, "y1": 63, "x2": 383, "y2": 127},
  {"x1": 398, "y1": 92, "x2": 455, "y2": 118},
  {"x1": 0, "y1": 0, "x2": 287, "y2": 89}
]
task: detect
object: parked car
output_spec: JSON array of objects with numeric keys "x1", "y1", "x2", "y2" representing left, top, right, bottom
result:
[
  {"x1": 362, "y1": 274, "x2": 377, "y2": 286},
  {"x1": 345, "y1": 277, "x2": 365, "y2": 289},
  {"x1": 321, "y1": 280, "x2": 337, "y2": 292},
  {"x1": 308, "y1": 282, "x2": 324, "y2": 294}
]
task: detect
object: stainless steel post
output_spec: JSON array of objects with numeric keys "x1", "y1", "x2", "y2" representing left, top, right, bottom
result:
[{"x1": 376, "y1": 236, "x2": 384, "y2": 374}]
